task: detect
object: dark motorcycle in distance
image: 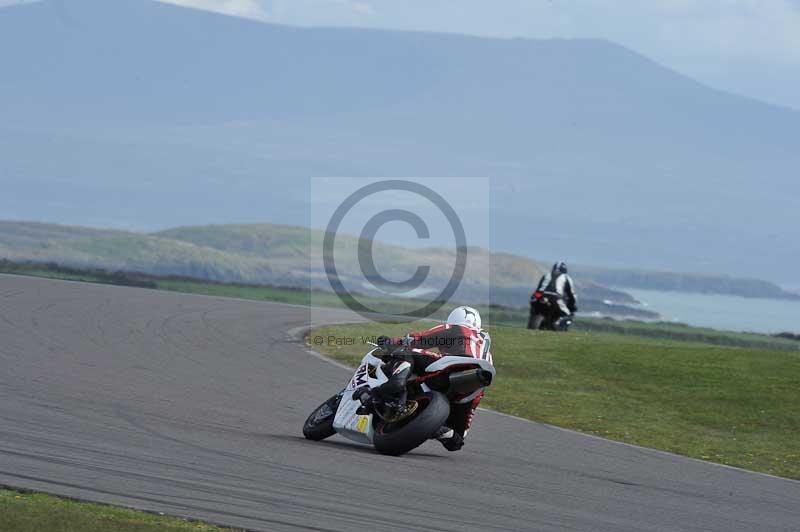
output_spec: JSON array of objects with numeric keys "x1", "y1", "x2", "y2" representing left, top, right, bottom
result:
[{"x1": 527, "y1": 291, "x2": 574, "y2": 331}]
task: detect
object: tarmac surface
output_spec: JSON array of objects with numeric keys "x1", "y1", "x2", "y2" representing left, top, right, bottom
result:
[{"x1": 1, "y1": 274, "x2": 798, "y2": 531}]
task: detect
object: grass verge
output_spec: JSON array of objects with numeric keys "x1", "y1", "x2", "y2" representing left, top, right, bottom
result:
[
  {"x1": 0, "y1": 488, "x2": 241, "y2": 532},
  {"x1": 309, "y1": 321, "x2": 800, "y2": 479}
]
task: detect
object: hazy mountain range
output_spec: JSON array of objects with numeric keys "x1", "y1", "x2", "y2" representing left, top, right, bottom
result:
[{"x1": 1, "y1": 0, "x2": 798, "y2": 283}]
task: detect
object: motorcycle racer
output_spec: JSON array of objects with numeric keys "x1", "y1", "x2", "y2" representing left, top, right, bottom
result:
[
  {"x1": 528, "y1": 261, "x2": 577, "y2": 329},
  {"x1": 353, "y1": 306, "x2": 492, "y2": 452}
]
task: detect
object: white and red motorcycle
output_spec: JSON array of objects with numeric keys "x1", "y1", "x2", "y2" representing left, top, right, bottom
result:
[{"x1": 303, "y1": 343, "x2": 495, "y2": 456}]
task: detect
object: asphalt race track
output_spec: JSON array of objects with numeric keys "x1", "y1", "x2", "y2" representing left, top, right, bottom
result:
[{"x1": 1, "y1": 275, "x2": 799, "y2": 531}]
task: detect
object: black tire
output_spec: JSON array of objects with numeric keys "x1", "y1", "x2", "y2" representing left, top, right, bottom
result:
[
  {"x1": 373, "y1": 391, "x2": 450, "y2": 456},
  {"x1": 531, "y1": 314, "x2": 545, "y2": 331},
  {"x1": 555, "y1": 317, "x2": 572, "y2": 332},
  {"x1": 303, "y1": 393, "x2": 341, "y2": 441}
]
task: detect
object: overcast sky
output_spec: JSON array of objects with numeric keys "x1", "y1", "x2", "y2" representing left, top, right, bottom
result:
[{"x1": 3, "y1": 0, "x2": 799, "y2": 110}]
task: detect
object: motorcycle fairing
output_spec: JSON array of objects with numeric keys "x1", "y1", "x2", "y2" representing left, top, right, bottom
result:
[
  {"x1": 332, "y1": 349, "x2": 388, "y2": 445},
  {"x1": 423, "y1": 355, "x2": 496, "y2": 378}
]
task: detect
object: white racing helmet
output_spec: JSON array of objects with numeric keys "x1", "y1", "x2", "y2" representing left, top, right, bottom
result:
[{"x1": 446, "y1": 306, "x2": 481, "y2": 329}]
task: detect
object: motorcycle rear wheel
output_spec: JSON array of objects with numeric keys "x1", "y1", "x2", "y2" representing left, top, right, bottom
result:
[
  {"x1": 373, "y1": 391, "x2": 450, "y2": 456},
  {"x1": 303, "y1": 393, "x2": 341, "y2": 441}
]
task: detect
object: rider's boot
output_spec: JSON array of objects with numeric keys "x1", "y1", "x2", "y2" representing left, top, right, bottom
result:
[
  {"x1": 433, "y1": 426, "x2": 464, "y2": 451},
  {"x1": 378, "y1": 360, "x2": 414, "y2": 422}
]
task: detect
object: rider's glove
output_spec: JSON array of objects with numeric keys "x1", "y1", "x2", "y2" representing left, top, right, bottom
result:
[{"x1": 352, "y1": 385, "x2": 374, "y2": 406}]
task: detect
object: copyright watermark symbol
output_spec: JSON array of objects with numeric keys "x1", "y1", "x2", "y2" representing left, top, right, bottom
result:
[{"x1": 310, "y1": 178, "x2": 488, "y2": 323}]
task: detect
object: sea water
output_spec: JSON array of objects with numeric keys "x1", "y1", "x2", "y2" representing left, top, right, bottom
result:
[{"x1": 619, "y1": 288, "x2": 800, "y2": 335}]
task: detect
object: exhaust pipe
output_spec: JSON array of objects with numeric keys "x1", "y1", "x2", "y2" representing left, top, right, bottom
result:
[{"x1": 448, "y1": 369, "x2": 493, "y2": 395}]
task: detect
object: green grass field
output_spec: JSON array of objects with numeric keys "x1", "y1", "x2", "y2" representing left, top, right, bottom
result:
[
  {"x1": 0, "y1": 489, "x2": 241, "y2": 532},
  {"x1": 310, "y1": 322, "x2": 800, "y2": 479}
]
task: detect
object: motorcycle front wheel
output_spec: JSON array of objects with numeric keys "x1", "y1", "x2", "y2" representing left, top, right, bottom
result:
[
  {"x1": 302, "y1": 392, "x2": 341, "y2": 441},
  {"x1": 373, "y1": 391, "x2": 450, "y2": 456}
]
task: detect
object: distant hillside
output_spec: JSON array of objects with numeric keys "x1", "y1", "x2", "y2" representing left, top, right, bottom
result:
[
  {"x1": 158, "y1": 224, "x2": 643, "y2": 309},
  {"x1": 0, "y1": 220, "x2": 649, "y2": 316},
  {"x1": 1, "y1": 0, "x2": 798, "y2": 282},
  {"x1": 574, "y1": 266, "x2": 800, "y2": 301},
  {"x1": 0, "y1": 221, "x2": 286, "y2": 285}
]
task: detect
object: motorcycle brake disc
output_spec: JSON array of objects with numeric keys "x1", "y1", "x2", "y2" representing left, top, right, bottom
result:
[{"x1": 381, "y1": 400, "x2": 419, "y2": 423}]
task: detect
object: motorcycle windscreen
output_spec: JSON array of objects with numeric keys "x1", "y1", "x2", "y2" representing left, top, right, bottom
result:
[{"x1": 332, "y1": 351, "x2": 387, "y2": 445}]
